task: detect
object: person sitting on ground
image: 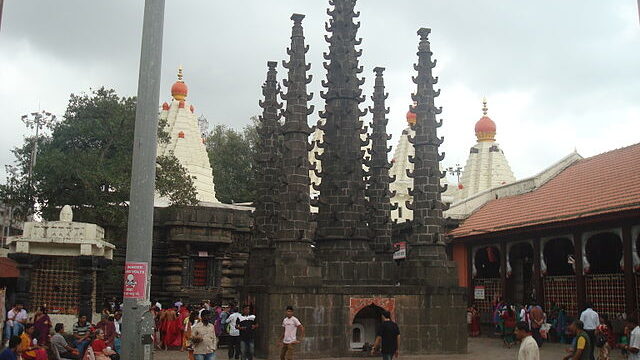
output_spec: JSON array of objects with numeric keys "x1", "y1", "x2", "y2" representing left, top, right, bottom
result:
[
  {"x1": 73, "y1": 315, "x2": 92, "y2": 355},
  {"x1": 51, "y1": 323, "x2": 80, "y2": 359},
  {"x1": 0, "y1": 336, "x2": 21, "y2": 360},
  {"x1": 89, "y1": 329, "x2": 118, "y2": 360},
  {"x1": 18, "y1": 323, "x2": 48, "y2": 360}
]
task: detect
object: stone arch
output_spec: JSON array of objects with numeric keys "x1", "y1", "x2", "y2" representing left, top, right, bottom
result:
[
  {"x1": 586, "y1": 232, "x2": 623, "y2": 274},
  {"x1": 350, "y1": 304, "x2": 384, "y2": 350},
  {"x1": 543, "y1": 237, "x2": 575, "y2": 276},
  {"x1": 474, "y1": 246, "x2": 501, "y2": 278},
  {"x1": 507, "y1": 242, "x2": 534, "y2": 304}
]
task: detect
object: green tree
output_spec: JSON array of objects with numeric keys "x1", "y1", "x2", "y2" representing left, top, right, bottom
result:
[
  {"x1": 205, "y1": 119, "x2": 258, "y2": 204},
  {"x1": 0, "y1": 87, "x2": 197, "y2": 227}
]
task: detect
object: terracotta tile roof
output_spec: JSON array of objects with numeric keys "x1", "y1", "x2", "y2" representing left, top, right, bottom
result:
[{"x1": 450, "y1": 143, "x2": 640, "y2": 238}]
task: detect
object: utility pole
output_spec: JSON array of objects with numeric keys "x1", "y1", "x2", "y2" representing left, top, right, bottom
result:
[
  {"x1": 21, "y1": 110, "x2": 56, "y2": 216},
  {"x1": 120, "y1": 1, "x2": 165, "y2": 360}
]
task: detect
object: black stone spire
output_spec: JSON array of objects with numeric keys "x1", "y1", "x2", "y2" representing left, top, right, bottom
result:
[
  {"x1": 366, "y1": 67, "x2": 395, "y2": 249},
  {"x1": 406, "y1": 28, "x2": 449, "y2": 253},
  {"x1": 277, "y1": 13, "x2": 315, "y2": 245},
  {"x1": 253, "y1": 61, "x2": 282, "y2": 250},
  {"x1": 315, "y1": 0, "x2": 370, "y2": 244},
  {"x1": 273, "y1": 14, "x2": 321, "y2": 286}
]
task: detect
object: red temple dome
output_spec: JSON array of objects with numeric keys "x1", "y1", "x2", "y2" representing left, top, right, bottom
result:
[
  {"x1": 171, "y1": 66, "x2": 188, "y2": 101},
  {"x1": 406, "y1": 109, "x2": 416, "y2": 125},
  {"x1": 475, "y1": 97, "x2": 496, "y2": 142}
]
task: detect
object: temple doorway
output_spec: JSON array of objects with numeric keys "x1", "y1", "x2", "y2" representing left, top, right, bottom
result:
[
  {"x1": 350, "y1": 304, "x2": 383, "y2": 351},
  {"x1": 475, "y1": 246, "x2": 501, "y2": 279},
  {"x1": 508, "y1": 242, "x2": 533, "y2": 305},
  {"x1": 586, "y1": 232, "x2": 623, "y2": 274}
]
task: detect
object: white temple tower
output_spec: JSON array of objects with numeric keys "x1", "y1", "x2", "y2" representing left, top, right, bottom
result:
[
  {"x1": 157, "y1": 67, "x2": 217, "y2": 203},
  {"x1": 457, "y1": 98, "x2": 515, "y2": 199},
  {"x1": 389, "y1": 109, "x2": 451, "y2": 221}
]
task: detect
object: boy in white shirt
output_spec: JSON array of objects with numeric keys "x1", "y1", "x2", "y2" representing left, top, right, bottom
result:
[{"x1": 279, "y1": 306, "x2": 304, "y2": 360}]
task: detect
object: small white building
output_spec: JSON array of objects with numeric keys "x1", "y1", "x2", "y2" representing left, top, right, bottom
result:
[{"x1": 7, "y1": 205, "x2": 114, "y2": 327}]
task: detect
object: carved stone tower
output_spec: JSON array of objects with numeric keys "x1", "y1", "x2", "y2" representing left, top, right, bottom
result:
[
  {"x1": 273, "y1": 14, "x2": 321, "y2": 287},
  {"x1": 246, "y1": 61, "x2": 282, "y2": 286},
  {"x1": 402, "y1": 28, "x2": 458, "y2": 285},
  {"x1": 245, "y1": 4, "x2": 466, "y2": 358},
  {"x1": 366, "y1": 67, "x2": 395, "y2": 250},
  {"x1": 315, "y1": 0, "x2": 373, "y2": 271}
]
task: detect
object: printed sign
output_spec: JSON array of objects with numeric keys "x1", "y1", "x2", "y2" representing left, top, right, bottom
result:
[
  {"x1": 474, "y1": 286, "x2": 485, "y2": 300},
  {"x1": 123, "y1": 262, "x2": 148, "y2": 299},
  {"x1": 393, "y1": 241, "x2": 407, "y2": 260}
]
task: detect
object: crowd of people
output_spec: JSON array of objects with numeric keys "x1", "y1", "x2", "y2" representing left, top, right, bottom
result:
[
  {"x1": 468, "y1": 297, "x2": 640, "y2": 360},
  {"x1": 1, "y1": 302, "x2": 121, "y2": 360},
  {"x1": 0, "y1": 297, "x2": 316, "y2": 360}
]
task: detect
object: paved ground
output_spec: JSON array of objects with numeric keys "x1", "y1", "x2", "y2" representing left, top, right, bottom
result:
[{"x1": 152, "y1": 336, "x2": 627, "y2": 359}]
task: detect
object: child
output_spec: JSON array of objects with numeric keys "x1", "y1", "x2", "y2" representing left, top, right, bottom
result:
[{"x1": 619, "y1": 325, "x2": 630, "y2": 358}]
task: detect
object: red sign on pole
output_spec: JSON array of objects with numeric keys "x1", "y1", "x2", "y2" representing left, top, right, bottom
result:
[{"x1": 123, "y1": 262, "x2": 148, "y2": 299}]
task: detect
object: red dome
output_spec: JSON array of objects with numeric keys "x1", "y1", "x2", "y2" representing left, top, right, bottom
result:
[
  {"x1": 406, "y1": 110, "x2": 416, "y2": 125},
  {"x1": 178, "y1": 100, "x2": 185, "y2": 109},
  {"x1": 189, "y1": 105, "x2": 195, "y2": 113},
  {"x1": 162, "y1": 102, "x2": 170, "y2": 111},
  {"x1": 171, "y1": 81, "x2": 188, "y2": 100},
  {"x1": 475, "y1": 116, "x2": 496, "y2": 134}
]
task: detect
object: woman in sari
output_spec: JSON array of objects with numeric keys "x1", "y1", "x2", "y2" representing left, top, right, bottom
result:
[
  {"x1": 18, "y1": 324, "x2": 48, "y2": 360},
  {"x1": 87, "y1": 329, "x2": 117, "y2": 360},
  {"x1": 182, "y1": 311, "x2": 199, "y2": 360},
  {"x1": 162, "y1": 307, "x2": 183, "y2": 349},
  {"x1": 501, "y1": 305, "x2": 517, "y2": 348},
  {"x1": 469, "y1": 306, "x2": 481, "y2": 337},
  {"x1": 33, "y1": 307, "x2": 52, "y2": 345}
]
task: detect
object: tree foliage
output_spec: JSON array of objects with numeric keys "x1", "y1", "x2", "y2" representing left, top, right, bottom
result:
[
  {"x1": 0, "y1": 87, "x2": 197, "y2": 227},
  {"x1": 205, "y1": 118, "x2": 258, "y2": 204}
]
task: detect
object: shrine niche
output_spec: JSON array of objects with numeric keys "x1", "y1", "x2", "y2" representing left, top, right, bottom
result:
[
  {"x1": 349, "y1": 297, "x2": 396, "y2": 322},
  {"x1": 474, "y1": 246, "x2": 501, "y2": 278}
]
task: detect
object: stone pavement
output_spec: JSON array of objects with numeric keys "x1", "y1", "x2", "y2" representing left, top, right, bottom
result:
[{"x1": 151, "y1": 336, "x2": 627, "y2": 359}]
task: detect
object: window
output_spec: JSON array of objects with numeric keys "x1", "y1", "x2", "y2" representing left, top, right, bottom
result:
[{"x1": 184, "y1": 256, "x2": 220, "y2": 288}]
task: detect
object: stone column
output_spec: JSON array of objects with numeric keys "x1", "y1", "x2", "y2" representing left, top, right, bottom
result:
[
  {"x1": 622, "y1": 224, "x2": 636, "y2": 315},
  {"x1": 76, "y1": 256, "x2": 98, "y2": 321},
  {"x1": 574, "y1": 231, "x2": 586, "y2": 312},
  {"x1": 533, "y1": 238, "x2": 544, "y2": 305}
]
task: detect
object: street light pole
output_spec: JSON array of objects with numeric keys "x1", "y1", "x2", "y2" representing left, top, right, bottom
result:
[
  {"x1": 21, "y1": 110, "x2": 56, "y2": 217},
  {"x1": 120, "y1": 1, "x2": 165, "y2": 360}
]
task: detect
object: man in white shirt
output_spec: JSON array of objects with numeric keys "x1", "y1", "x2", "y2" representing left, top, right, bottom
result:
[
  {"x1": 515, "y1": 321, "x2": 539, "y2": 360},
  {"x1": 226, "y1": 308, "x2": 242, "y2": 360},
  {"x1": 279, "y1": 306, "x2": 304, "y2": 360},
  {"x1": 580, "y1": 303, "x2": 599, "y2": 360},
  {"x1": 4, "y1": 304, "x2": 27, "y2": 343},
  {"x1": 624, "y1": 315, "x2": 640, "y2": 360}
]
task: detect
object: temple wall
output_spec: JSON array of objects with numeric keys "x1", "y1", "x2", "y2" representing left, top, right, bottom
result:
[{"x1": 246, "y1": 287, "x2": 467, "y2": 358}]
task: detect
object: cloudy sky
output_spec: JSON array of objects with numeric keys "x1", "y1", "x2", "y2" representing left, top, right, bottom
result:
[{"x1": 1, "y1": 0, "x2": 638, "y2": 183}]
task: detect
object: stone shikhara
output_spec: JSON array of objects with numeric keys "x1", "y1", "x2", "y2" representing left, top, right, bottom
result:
[{"x1": 245, "y1": 0, "x2": 466, "y2": 357}]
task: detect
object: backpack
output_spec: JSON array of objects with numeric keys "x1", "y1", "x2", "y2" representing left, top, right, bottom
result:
[{"x1": 595, "y1": 333, "x2": 607, "y2": 348}]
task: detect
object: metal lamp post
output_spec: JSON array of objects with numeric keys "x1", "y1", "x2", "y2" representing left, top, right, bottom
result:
[{"x1": 120, "y1": 1, "x2": 165, "y2": 360}]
